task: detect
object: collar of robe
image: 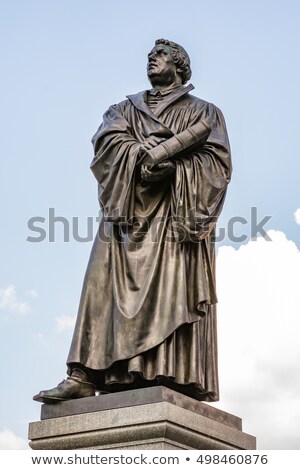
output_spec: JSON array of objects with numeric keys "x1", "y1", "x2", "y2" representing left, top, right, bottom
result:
[{"x1": 127, "y1": 83, "x2": 195, "y2": 120}]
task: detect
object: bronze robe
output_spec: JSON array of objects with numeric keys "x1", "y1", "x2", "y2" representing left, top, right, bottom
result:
[{"x1": 67, "y1": 85, "x2": 232, "y2": 401}]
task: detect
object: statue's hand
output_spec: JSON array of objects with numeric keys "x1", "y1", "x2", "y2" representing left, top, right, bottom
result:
[
  {"x1": 143, "y1": 136, "x2": 165, "y2": 150},
  {"x1": 139, "y1": 136, "x2": 166, "y2": 167},
  {"x1": 141, "y1": 161, "x2": 175, "y2": 183}
]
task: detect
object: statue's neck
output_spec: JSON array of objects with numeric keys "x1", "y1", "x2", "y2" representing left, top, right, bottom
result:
[
  {"x1": 152, "y1": 83, "x2": 182, "y2": 93},
  {"x1": 150, "y1": 75, "x2": 183, "y2": 92}
]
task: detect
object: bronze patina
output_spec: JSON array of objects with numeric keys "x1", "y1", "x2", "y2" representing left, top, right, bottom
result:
[{"x1": 34, "y1": 39, "x2": 232, "y2": 404}]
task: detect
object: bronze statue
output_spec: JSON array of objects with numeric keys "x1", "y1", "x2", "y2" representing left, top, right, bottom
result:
[{"x1": 33, "y1": 39, "x2": 232, "y2": 404}]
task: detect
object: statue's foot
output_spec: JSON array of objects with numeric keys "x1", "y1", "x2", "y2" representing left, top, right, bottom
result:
[{"x1": 33, "y1": 377, "x2": 95, "y2": 404}]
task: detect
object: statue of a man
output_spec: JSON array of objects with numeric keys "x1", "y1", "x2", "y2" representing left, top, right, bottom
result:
[{"x1": 34, "y1": 39, "x2": 232, "y2": 404}]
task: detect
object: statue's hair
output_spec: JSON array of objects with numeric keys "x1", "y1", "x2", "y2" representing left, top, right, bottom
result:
[{"x1": 155, "y1": 38, "x2": 192, "y2": 84}]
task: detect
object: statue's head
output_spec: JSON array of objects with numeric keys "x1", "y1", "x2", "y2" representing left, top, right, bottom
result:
[
  {"x1": 155, "y1": 39, "x2": 191, "y2": 84},
  {"x1": 147, "y1": 38, "x2": 191, "y2": 87}
]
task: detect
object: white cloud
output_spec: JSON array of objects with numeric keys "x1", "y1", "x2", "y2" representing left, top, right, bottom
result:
[
  {"x1": 56, "y1": 315, "x2": 76, "y2": 332},
  {"x1": 294, "y1": 208, "x2": 300, "y2": 225},
  {"x1": 0, "y1": 428, "x2": 28, "y2": 450},
  {"x1": 216, "y1": 230, "x2": 300, "y2": 449},
  {"x1": 0, "y1": 285, "x2": 29, "y2": 314}
]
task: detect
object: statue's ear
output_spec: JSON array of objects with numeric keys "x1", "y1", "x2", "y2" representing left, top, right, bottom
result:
[{"x1": 176, "y1": 68, "x2": 183, "y2": 83}]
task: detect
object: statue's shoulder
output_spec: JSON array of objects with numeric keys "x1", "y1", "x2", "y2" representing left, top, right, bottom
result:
[
  {"x1": 103, "y1": 98, "x2": 132, "y2": 120},
  {"x1": 181, "y1": 93, "x2": 210, "y2": 109},
  {"x1": 181, "y1": 93, "x2": 224, "y2": 119},
  {"x1": 109, "y1": 92, "x2": 144, "y2": 112},
  {"x1": 106, "y1": 99, "x2": 129, "y2": 112},
  {"x1": 117, "y1": 98, "x2": 132, "y2": 109}
]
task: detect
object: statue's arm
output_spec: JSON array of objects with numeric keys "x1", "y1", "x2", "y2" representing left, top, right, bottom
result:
[{"x1": 140, "y1": 118, "x2": 212, "y2": 168}]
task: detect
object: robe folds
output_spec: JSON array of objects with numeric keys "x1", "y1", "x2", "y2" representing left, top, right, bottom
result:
[{"x1": 67, "y1": 84, "x2": 232, "y2": 401}]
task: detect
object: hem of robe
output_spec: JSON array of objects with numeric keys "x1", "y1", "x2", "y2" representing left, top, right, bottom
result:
[{"x1": 67, "y1": 318, "x2": 219, "y2": 403}]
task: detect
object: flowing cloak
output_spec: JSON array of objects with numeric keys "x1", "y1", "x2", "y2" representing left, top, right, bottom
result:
[{"x1": 67, "y1": 84, "x2": 232, "y2": 401}]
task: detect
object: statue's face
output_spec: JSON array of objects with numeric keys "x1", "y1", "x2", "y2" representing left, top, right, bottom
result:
[{"x1": 147, "y1": 44, "x2": 179, "y2": 87}]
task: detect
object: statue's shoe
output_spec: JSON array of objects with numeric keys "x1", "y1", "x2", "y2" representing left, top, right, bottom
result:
[{"x1": 33, "y1": 377, "x2": 95, "y2": 403}]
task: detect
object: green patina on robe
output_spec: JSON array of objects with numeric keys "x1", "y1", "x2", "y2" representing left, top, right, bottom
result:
[{"x1": 67, "y1": 85, "x2": 232, "y2": 401}]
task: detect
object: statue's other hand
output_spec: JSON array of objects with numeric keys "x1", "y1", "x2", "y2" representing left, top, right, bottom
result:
[
  {"x1": 141, "y1": 161, "x2": 175, "y2": 183},
  {"x1": 143, "y1": 136, "x2": 166, "y2": 150},
  {"x1": 138, "y1": 136, "x2": 167, "y2": 166}
]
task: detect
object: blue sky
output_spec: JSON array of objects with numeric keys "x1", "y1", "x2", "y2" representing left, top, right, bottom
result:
[{"x1": 0, "y1": 0, "x2": 300, "y2": 449}]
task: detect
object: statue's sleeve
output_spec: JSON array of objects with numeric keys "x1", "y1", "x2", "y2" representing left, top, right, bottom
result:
[
  {"x1": 171, "y1": 103, "x2": 232, "y2": 242},
  {"x1": 90, "y1": 104, "x2": 140, "y2": 223}
]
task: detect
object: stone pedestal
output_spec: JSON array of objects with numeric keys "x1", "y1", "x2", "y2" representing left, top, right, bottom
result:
[{"x1": 29, "y1": 386, "x2": 256, "y2": 450}]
